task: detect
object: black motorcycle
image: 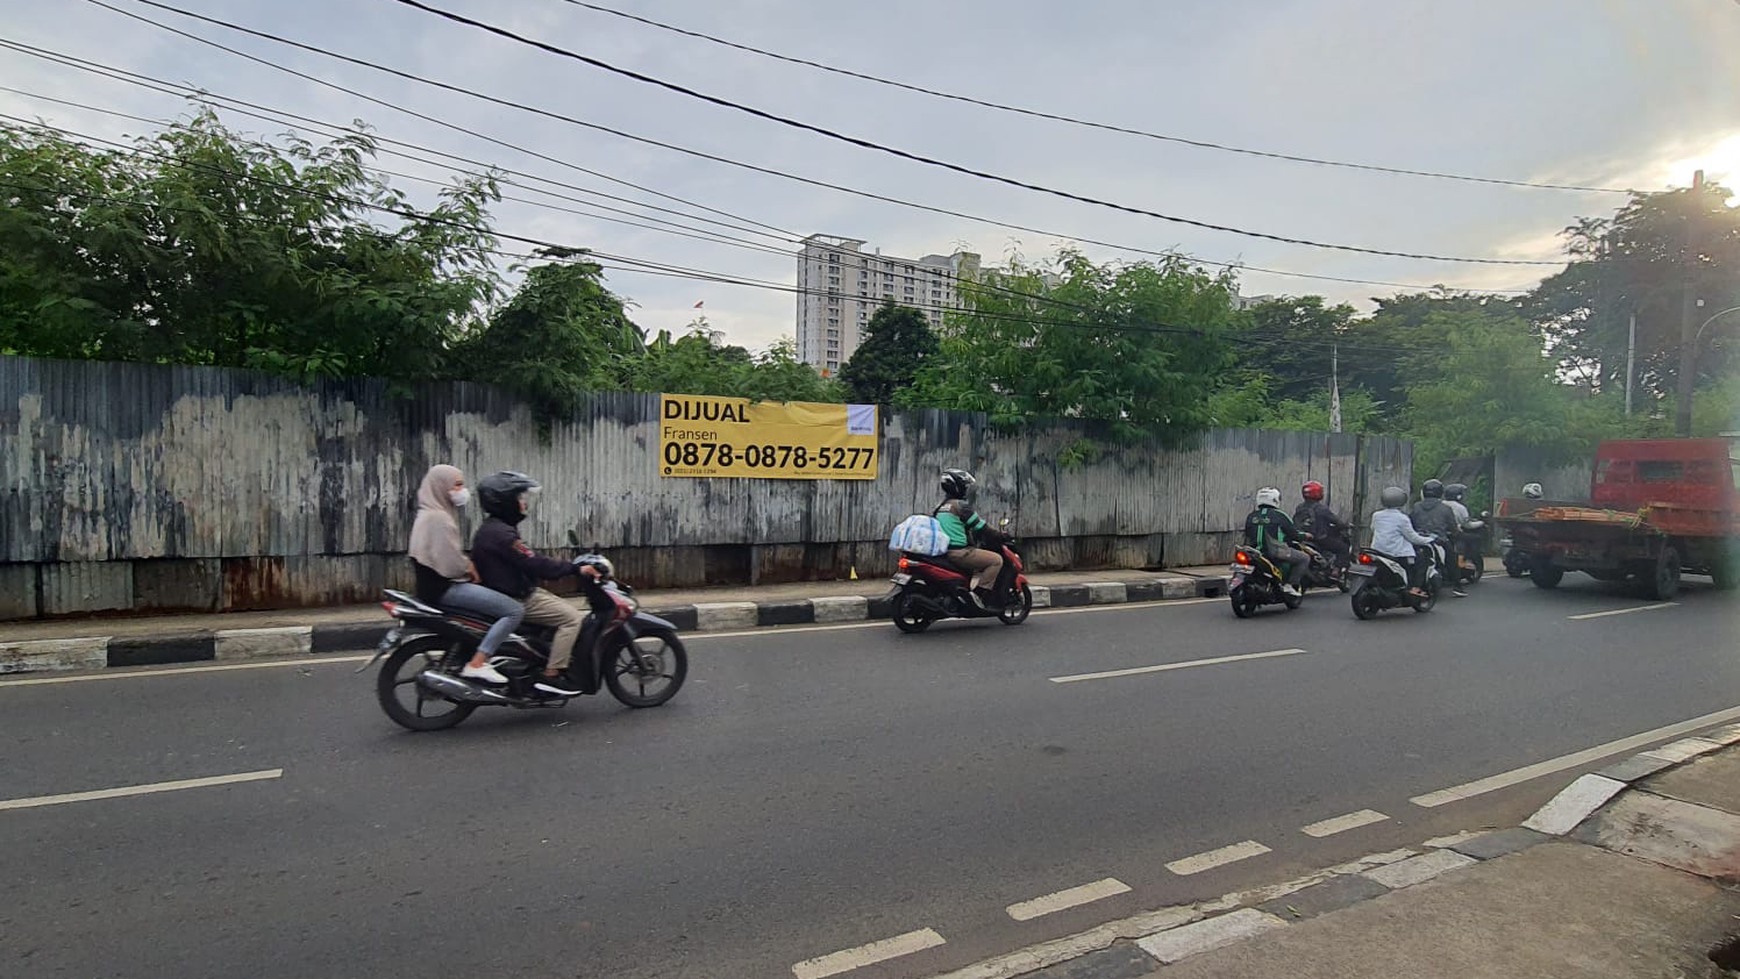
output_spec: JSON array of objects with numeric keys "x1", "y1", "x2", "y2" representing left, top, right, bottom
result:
[
  {"x1": 361, "y1": 554, "x2": 687, "y2": 731},
  {"x1": 1451, "y1": 515, "x2": 1489, "y2": 586},
  {"x1": 1228, "y1": 544, "x2": 1304, "y2": 617},
  {"x1": 1298, "y1": 533, "x2": 1350, "y2": 593},
  {"x1": 1349, "y1": 541, "x2": 1444, "y2": 619}
]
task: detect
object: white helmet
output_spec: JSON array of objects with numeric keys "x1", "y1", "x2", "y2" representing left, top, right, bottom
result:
[
  {"x1": 1523, "y1": 482, "x2": 1544, "y2": 500},
  {"x1": 1256, "y1": 487, "x2": 1282, "y2": 508}
]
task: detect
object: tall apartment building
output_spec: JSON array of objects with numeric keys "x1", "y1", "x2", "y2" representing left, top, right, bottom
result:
[{"x1": 796, "y1": 235, "x2": 980, "y2": 374}]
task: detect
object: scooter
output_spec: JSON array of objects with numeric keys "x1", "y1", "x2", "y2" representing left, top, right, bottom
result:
[
  {"x1": 888, "y1": 523, "x2": 1034, "y2": 632},
  {"x1": 1228, "y1": 544, "x2": 1304, "y2": 617},
  {"x1": 361, "y1": 553, "x2": 686, "y2": 731},
  {"x1": 1297, "y1": 533, "x2": 1350, "y2": 593},
  {"x1": 1349, "y1": 541, "x2": 1444, "y2": 619},
  {"x1": 1451, "y1": 514, "x2": 1489, "y2": 586}
]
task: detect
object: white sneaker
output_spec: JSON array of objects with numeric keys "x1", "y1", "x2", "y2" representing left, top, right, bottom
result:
[
  {"x1": 461, "y1": 663, "x2": 509, "y2": 685},
  {"x1": 1281, "y1": 584, "x2": 1302, "y2": 598}
]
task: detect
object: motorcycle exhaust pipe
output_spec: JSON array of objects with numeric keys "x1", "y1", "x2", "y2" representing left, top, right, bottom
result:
[{"x1": 416, "y1": 670, "x2": 512, "y2": 704}]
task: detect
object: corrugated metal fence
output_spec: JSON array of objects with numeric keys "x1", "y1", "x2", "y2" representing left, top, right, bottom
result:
[{"x1": 1, "y1": 355, "x2": 1410, "y2": 618}]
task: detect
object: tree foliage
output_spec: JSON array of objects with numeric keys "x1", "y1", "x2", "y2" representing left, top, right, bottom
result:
[{"x1": 838, "y1": 303, "x2": 936, "y2": 404}]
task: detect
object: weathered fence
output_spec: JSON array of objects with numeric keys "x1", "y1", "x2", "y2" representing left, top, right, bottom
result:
[{"x1": 1, "y1": 355, "x2": 1410, "y2": 618}]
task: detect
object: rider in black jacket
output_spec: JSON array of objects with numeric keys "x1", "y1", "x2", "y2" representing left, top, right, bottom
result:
[{"x1": 472, "y1": 471, "x2": 595, "y2": 697}]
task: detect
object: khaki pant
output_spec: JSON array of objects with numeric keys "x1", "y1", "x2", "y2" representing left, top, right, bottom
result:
[
  {"x1": 521, "y1": 587, "x2": 585, "y2": 672},
  {"x1": 947, "y1": 546, "x2": 1003, "y2": 591}
]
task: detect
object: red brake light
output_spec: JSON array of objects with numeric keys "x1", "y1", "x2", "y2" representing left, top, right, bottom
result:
[
  {"x1": 1234, "y1": 551, "x2": 1252, "y2": 566},
  {"x1": 382, "y1": 601, "x2": 402, "y2": 616},
  {"x1": 1358, "y1": 553, "x2": 1373, "y2": 565},
  {"x1": 898, "y1": 556, "x2": 910, "y2": 570}
]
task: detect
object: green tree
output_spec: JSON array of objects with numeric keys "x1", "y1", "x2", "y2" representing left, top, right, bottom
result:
[
  {"x1": 904, "y1": 249, "x2": 1239, "y2": 443},
  {"x1": 1232, "y1": 296, "x2": 1356, "y2": 403},
  {"x1": 838, "y1": 303, "x2": 937, "y2": 404},
  {"x1": 622, "y1": 319, "x2": 841, "y2": 403},
  {"x1": 454, "y1": 253, "x2": 643, "y2": 414},
  {"x1": 0, "y1": 110, "x2": 501, "y2": 382}
]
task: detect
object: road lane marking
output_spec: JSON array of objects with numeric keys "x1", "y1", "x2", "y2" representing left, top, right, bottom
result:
[
  {"x1": 791, "y1": 928, "x2": 946, "y2": 979},
  {"x1": 1410, "y1": 703, "x2": 1740, "y2": 808},
  {"x1": 0, "y1": 655, "x2": 371, "y2": 687},
  {"x1": 1568, "y1": 602, "x2": 1679, "y2": 620},
  {"x1": 1166, "y1": 840, "x2": 1271, "y2": 876},
  {"x1": 0, "y1": 769, "x2": 284, "y2": 812},
  {"x1": 1005, "y1": 877, "x2": 1131, "y2": 921},
  {"x1": 1301, "y1": 809, "x2": 1390, "y2": 838},
  {"x1": 704, "y1": 597, "x2": 1225, "y2": 639},
  {"x1": 1049, "y1": 648, "x2": 1304, "y2": 684}
]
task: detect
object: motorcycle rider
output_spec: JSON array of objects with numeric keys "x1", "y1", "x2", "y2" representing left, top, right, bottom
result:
[
  {"x1": 1293, "y1": 480, "x2": 1352, "y2": 571},
  {"x1": 1443, "y1": 483, "x2": 1475, "y2": 595},
  {"x1": 935, "y1": 468, "x2": 1003, "y2": 609},
  {"x1": 472, "y1": 471, "x2": 597, "y2": 697},
  {"x1": 1523, "y1": 482, "x2": 1545, "y2": 500},
  {"x1": 1243, "y1": 487, "x2": 1308, "y2": 598},
  {"x1": 1372, "y1": 485, "x2": 1437, "y2": 598},
  {"x1": 407, "y1": 464, "x2": 523, "y2": 686},
  {"x1": 1408, "y1": 479, "x2": 1464, "y2": 597}
]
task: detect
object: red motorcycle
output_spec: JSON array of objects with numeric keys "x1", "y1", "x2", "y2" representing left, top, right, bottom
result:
[{"x1": 887, "y1": 523, "x2": 1034, "y2": 632}]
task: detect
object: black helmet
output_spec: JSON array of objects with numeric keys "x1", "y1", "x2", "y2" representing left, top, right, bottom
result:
[
  {"x1": 1421, "y1": 479, "x2": 1444, "y2": 499},
  {"x1": 1380, "y1": 486, "x2": 1408, "y2": 508},
  {"x1": 940, "y1": 468, "x2": 976, "y2": 500},
  {"x1": 478, "y1": 470, "x2": 540, "y2": 524},
  {"x1": 1444, "y1": 482, "x2": 1467, "y2": 503}
]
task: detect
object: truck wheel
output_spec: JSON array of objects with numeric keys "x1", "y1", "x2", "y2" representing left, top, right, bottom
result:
[
  {"x1": 1647, "y1": 547, "x2": 1680, "y2": 601},
  {"x1": 1530, "y1": 556, "x2": 1563, "y2": 589}
]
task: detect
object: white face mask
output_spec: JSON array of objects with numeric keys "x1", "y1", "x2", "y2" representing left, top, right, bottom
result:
[{"x1": 449, "y1": 487, "x2": 471, "y2": 508}]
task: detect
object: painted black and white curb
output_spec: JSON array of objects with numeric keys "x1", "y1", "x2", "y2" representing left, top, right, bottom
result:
[
  {"x1": 0, "y1": 574, "x2": 1230, "y2": 675},
  {"x1": 901, "y1": 724, "x2": 1740, "y2": 979}
]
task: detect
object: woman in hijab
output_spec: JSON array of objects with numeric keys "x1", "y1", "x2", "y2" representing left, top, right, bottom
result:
[{"x1": 408, "y1": 464, "x2": 523, "y2": 685}]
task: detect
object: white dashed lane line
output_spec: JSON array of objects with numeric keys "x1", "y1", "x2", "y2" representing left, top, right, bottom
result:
[
  {"x1": 1048, "y1": 648, "x2": 1304, "y2": 685},
  {"x1": 1005, "y1": 877, "x2": 1132, "y2": 921},
  {"x1": 0, "y1": 769, "x2": 284, "y2": 812},
  {"x1": 790, "y1": 928, "x2": 946, "y2": 979},
  {"x1": 1165, "y1": 840, "x2": 1272, "y2": 876},
  {"x1": 1567, "y1": 602, "x2": 1679, "y2": 621},
  {"x1": 1300, "y1": 809, "x2": 1390, "y2": 838}
]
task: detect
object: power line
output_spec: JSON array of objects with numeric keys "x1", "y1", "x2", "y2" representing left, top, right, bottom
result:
[
  {"x1": 557, "y1": 0, "x2": 1633, "y2": 197},
  {"x1": 88, "y1": 0, "x2": 1557, "y2": 281},
  {"x1": 385, "y1": 0, "x2": 1562, "y2": 266}
]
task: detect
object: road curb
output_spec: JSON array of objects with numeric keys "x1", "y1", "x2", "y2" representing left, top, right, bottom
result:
[
  {"x1": 928, "y1": 724, "x2": 1740, "y2": 979},
  {"x1": 0, "y1": 572, "x2": 1229, "y2": 675}
]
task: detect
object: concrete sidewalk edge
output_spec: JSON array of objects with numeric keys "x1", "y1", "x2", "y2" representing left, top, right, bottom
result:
[
  {"x1": 926, "y1": 723, "x2": 1740, "y2": 979},
  {"x1": 0, "y1": 570, "x2": 1233, "y2": 675}
]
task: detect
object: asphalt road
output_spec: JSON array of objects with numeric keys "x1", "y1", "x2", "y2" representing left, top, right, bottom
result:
[{"x1": 3, "y1": 573, "x2": 1736, "y2": 979}]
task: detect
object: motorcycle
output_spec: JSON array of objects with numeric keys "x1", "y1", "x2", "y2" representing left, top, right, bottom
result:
[
  {"x1": 1297, "y1": 533, "x2": 1351, "y2": 593},
  {"x1": 1228, "y1": 544, "x2": 1304, "y2": 617},
  {"x1": 361, "y1": 553, "x2": 687, "y2": 731},
  {"x1": 1500, "y1": 534, "x2": 1531, "y2": 578},
  {"x1": 1453, "y1": 515, "x2": 1489, "y2": 586},
  {"x1": 888, "y1": 522, "x2": 1034, "y2": 632},
  {"x1": 1349, "y1": 541, "x2": 1444, "y2": 619}
]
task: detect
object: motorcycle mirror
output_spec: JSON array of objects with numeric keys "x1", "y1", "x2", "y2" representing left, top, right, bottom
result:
[{"x1": 1481, "y1": 510, "x2": 1491, "y2": 519}]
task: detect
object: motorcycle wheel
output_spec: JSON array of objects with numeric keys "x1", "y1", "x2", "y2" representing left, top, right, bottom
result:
[
  {"x1": 1350, "y1": 581, "x2": 1382, "y2": 620},
  {"x1": 1462, "y1": 553, "x2": 1485, "y2": 585},
  {"x1": 1504, "y1": 553, "x2": 1527, "y2": 578},
  {"x1": 998, "y1": 584, "x2": 1034, "y2": 625},
  {"x1": 1412, "y1": 579, "x2": 1440, "y2": 613},
  {"x1": 604, "y1": 629, "x2": 688, "y2": 708},
  {"x1": 1230, "y1": 585, "x2": 1258, "y2": 618},
  {"x1": 376, "y1": 637, "x2": 477, "y2": 732},
  {"x1": 891, "y1": 591, "x2": 934, "y2": 633},
  {"x1": 1282, "y1": 586, "x2": 1303, "y2": 610}
]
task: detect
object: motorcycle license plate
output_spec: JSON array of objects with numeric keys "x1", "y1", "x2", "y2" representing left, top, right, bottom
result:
[
  {"x1": 1349, "y1": 565, "x2": 1376, "y2": 576},
  {"x1": 1229, "y1": 573, "x2": 1246, "y2": 588},
  {"x1": 891, "y1": 573, "x2": 912, "y2": 585}
]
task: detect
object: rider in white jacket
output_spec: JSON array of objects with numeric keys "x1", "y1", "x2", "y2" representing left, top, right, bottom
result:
[{"x1": 1370, "y1": 486, "x2": 1435, "y2": 598}]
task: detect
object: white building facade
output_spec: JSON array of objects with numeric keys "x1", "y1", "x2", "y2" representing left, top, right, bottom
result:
[{"x1": 796, "y1": 235, "x2": 980, "y2": 374}]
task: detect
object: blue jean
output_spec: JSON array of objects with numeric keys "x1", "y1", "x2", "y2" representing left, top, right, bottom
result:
[{"x1": 438, "y1": 582, "x2": 524, "y2": 655}]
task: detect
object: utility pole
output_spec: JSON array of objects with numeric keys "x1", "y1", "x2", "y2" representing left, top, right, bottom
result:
[
  {"x1": 1675, "y1": 170, "x2": 1704, "y2": 437},
  {"x1": 1624, "y1": 311, "x2": 1636, "y2": 416}
]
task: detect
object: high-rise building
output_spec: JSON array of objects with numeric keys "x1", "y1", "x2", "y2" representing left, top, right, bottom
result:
[{"x1": 796, "y1": 235, "x2": 980, "y2": 373}]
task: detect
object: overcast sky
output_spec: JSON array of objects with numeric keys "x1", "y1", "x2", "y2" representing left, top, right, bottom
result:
[{"x1": 4, "y1": 0, "x2": 1738, "y2": 349}]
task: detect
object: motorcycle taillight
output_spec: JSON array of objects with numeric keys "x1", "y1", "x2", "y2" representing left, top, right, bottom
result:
[{"x1": 381, "y1": 602, "x2": 402, "y2": 617}]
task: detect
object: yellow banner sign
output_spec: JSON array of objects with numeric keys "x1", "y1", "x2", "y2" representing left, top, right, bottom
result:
[{"x1": 659, "y1": 394, "x2": 879, "y2": 479}]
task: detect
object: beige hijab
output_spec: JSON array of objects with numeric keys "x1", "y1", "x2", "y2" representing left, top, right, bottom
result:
[{"x1": 408, "y1": 464, "x2": 469, "y2": 580}]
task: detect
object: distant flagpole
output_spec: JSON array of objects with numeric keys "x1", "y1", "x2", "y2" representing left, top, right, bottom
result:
[{"x1": 1329, "y1": 345, "x2": 1343, "y2": 434}]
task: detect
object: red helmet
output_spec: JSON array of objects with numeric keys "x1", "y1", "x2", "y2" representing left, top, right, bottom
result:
[{"x1": 1301, "y1": 480, "x2": 1325, "y2": 501}]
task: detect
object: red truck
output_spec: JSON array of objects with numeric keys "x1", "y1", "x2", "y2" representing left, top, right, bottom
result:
[{"x1": 1496, "y1": 438, "x2": 1739, "y2": 599}]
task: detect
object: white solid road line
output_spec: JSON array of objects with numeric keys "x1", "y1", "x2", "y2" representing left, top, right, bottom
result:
[
  {"x1": 0, "y1": 768, "x2": 284, "y2": 812},
  {"x1": 1049, "y1": 648, "x2": 1304, "y2": 685},
  {"x1": 1567, "y1": 602, "x2": 1680, "y2": 621},
  {"x1": 1410, "y1": 703, "x2": 1740, "y2": 808},
  {"x1": 791, "y1": 928, "x2": 946, "y2": 979},
  {"x1": 1300, "y1": 809, "x2": 1390, "y2": 838},
  {"x1": 703, "y1": 597, "x2": 1225, "y2": 640},
  {"x1": 1165, "y1": 840, "x2": 1272, "y2": 876},
  {"x1": 1005, "y1": 877, "x2": 1132, "y2": 921},
  {"x1": 0, "y1": 655, "x2": 372, "y2": 687}
]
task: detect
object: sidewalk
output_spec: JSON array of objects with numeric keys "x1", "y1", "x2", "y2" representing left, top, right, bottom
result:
[
  {"x1": 0, "y1": 565, "x2": 1233, "y2": 674},
  {"x1": 942, "y1": 731, "x2": 1740, "y2": 979}
]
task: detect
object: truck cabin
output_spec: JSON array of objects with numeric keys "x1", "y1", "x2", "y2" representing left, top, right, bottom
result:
[{"x1": 1589, "y1": 438, "x2": 1740, "y2": 513}]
